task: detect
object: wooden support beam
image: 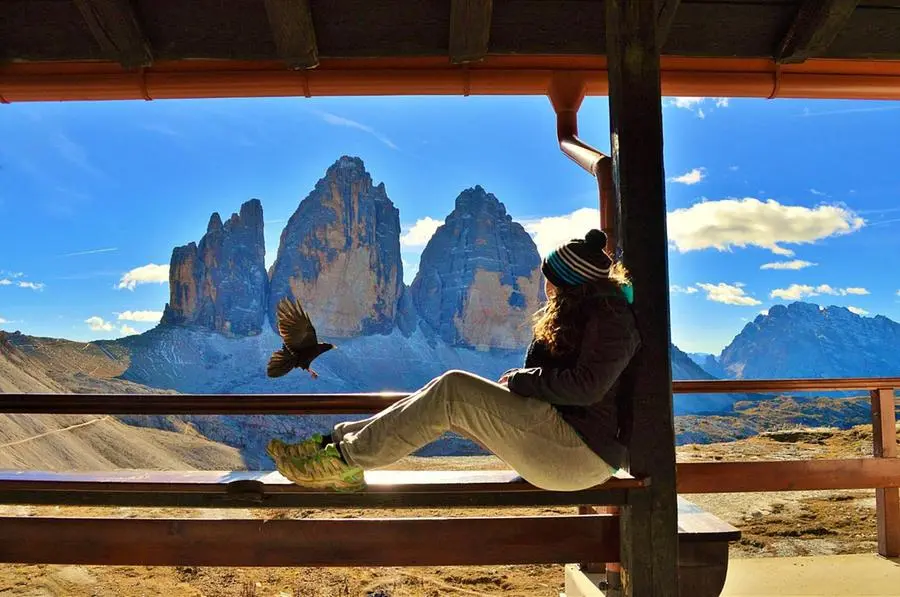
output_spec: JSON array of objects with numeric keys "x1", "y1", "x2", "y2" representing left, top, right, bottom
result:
[
  {"x1": 73, "y1": 0, "x2": 152, "y2": 69},
  {"x1": 778, "y1": 0, "x2": 860, "y2": 64},
  {"x1": 263, "y1": 0, "x2": 319, "y2": 70},
  {"x1": 678, "y1": 458, "x2": 900, "y2": 494},
  {"x1": 657, "y1": 0, "x2": 681, "y2": 48},
  {"x1": 871, "y1": 388, "x2": 900, "y2": 557},
  {"x1": 606, "y1": 1, "x2": 679, "y2": 595},
  {"x1": 0, "y1": 514, "x2": 620, "y2": 566},
  {"x1": 450, "y1": 0, "x2": 493, "y2": 64}
]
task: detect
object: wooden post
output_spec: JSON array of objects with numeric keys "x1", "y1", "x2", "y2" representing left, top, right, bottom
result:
[
  {"x1": 871, "y1": 388, "x2": 900, "y2": 557},
  {"x1": 606, "y1": 1, "x2": 679, "y2": 595}
]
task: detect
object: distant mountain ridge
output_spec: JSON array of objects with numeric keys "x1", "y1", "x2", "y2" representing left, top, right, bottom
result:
[{"x1": 717, "y1": 302, "x2": 900, "y2": 380}]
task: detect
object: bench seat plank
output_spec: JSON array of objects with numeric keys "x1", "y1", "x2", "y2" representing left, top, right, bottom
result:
[
  {"x1": 677, "y1": 497, "x2": 741, "y2": 542},
  {"x1": 0, "y1": 469, "x2": 648, "y2": 509}
]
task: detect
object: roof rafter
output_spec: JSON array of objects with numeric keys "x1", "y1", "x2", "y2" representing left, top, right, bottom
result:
[
  {"x1": 73, "y1": 0, "x2": 152, "y2": 69},
  {"x1": 777, "y1": 0, "x2": 860, "y2": 64},
  {"x1": 657, "y1": 0, "x2": 681, "y2": 48},
  {"x1": 263, "y1": 0, "x2": 319, "y2": 70},
  {"x1": 449, "y1": 0, "x2": 493, "y2": 64}
]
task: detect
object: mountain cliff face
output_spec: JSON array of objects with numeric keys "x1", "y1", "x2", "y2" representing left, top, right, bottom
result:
[
  {"x1": 410, "y1": 186, "x2": 543, "y2": 350},
  {"x1": 161, "y1": 199, "x2": 268, "y2": 336},
  {"x1": 267, "y1": 157, "x2": 403, "y2": 338},
  {"x1": 719, "y1": 302, "x2": 900, "y2": 379}
]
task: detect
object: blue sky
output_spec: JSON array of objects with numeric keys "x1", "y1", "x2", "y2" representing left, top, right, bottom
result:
[{"x1": 1, "y1": 95, "x2": 899, "y2": 353}]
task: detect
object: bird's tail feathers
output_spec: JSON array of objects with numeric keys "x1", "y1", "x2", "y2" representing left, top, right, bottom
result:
[{"x1": 266, "y1": 349, "x2": 296, "y2": 378}]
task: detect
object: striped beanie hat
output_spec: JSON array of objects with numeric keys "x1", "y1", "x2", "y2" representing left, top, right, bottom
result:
[{"x1": 542, "y1": 229, "x2": 612, "y2": 288}]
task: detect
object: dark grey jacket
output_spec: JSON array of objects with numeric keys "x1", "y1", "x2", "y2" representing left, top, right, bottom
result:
[{"x1": 507, "y1": 298, "x2": 641, "y2": 469}]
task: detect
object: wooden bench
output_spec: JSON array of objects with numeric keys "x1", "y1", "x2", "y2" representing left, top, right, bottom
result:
[{"x1": 0, "y1": 469, "x2": 739, "y2": 596}]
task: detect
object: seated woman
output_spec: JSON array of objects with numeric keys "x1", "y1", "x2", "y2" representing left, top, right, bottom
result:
[{"x1": 267, "y1": 229, "x2": 640, "y2": 492}]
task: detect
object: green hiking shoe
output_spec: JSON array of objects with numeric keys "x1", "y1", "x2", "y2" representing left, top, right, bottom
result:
[
  {"x1": 273, "y1": 443, "x2": 366, "y2": 492},
  {"x1": 266, "y1": 434, "x2": 323, "y2": 465}
]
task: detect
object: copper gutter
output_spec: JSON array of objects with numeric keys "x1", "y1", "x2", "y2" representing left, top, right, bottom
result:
[
  {"x1": 547, "y1": 73, "x2": 617, "y2": 250},
  {"x1": 4, "y1": 56, "x2": 900, "y2": 102}
]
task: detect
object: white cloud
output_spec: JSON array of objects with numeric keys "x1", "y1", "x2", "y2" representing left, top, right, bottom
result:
[
  {"x1": 760, "y1": 260, "x2": 817, "y2": 270},
  {"x1": 85, "y1": 316, "x2": 114, "y2": 332},
  {"x1": 696, "y1": 282, "x2": 761, "y2": 306},
  {"x1": 400, "y1": 217, "x2": 443, "y2": 247},
  {"x1": 670, "y1": 168, "x2": 705, "y2": 185},
  {"x1": 760, "y1": 309, "x2": 769, "y2": 316},
  {"x1": 116, "y1": 310, "x2": 163, "y2": 323},
  {"x1": 769, "y1": 284, "x2": 868, "y2": 301},
  {"x1": 847, "y1": 306, "x2": 869, "y2": 316},
  {"x1": 18, "y1": 281, "x2": 44, "y2": 291},
  {"x1": 843, "y1": 287, "x2": 869, "y2": 295},
  {"x1": 667, "y1": 198, "x2": 864, "y2": 256},
  {"x1": 63, "y1": 247, "x2": 118, "y2": 257},
  {"x1": 117, "y1": 264, "x2": 169, "y2": 290},
  {"x1": 728, "y1": 166, "x2": 740, "y2": 171},
  {"x1": 664, "y1": 97, "x2": 730, "y2": 117},
  {"x1": 670, "y1": 285, "x2": 699, "y2": 294},
  {"x1": 522, "y1": 207, "x2": 601, "y2": 257},
  {"x1": 810, "y1": 189, "x2": 828, "y2": 197},
  {"x1": 670, "y1": 97, "x2": 704, "y2": 109},
  {"x1": 317, "y1": 111, "x2": 398, "y2": 150},
  {"x1": 120, "y1": 324, "x2": 139, "y2": 336},
  {"x1": 0, "y1": 316, "x2": 7, "y2": 324},
  {"x1": 0, "y1": 279, "x2": 10, "y2": 286}
]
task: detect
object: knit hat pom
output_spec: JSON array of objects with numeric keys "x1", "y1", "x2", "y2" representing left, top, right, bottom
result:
[{"x1": 585, "y1": 229, "x2": 607, "y2": 250}]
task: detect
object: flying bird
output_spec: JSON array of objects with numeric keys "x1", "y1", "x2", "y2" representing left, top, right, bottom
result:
[{"x1": 267, "y1": 297, "x2": 335, "y2": 379}]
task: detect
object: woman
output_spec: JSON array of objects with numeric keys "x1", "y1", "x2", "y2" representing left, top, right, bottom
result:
[{"x1": 267, "y1": 229, "x2": 641, "y2": 492}]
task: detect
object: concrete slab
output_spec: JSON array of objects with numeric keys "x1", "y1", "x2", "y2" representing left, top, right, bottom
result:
[{"x1": 722, "y1": 554, "x2": 900, "y2": 597}]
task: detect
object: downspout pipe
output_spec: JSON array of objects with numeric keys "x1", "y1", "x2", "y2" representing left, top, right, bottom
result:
[{"x1": 548, "y1": 74, "x2": 618, "y2": 254}]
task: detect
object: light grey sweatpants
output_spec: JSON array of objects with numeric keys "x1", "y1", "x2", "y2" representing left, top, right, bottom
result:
[{"x1": 332, "y1": 370, "x2": 615, "y2": 491}]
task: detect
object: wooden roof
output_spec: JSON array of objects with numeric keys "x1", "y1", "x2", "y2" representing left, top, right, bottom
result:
[{"x1": 3, "y1": 1, "x2": 900, "y2": 101}]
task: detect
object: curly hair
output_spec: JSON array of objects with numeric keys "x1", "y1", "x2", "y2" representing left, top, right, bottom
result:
[{"x1": 532, "y1": 262, "x2": 631, "y2": 357}]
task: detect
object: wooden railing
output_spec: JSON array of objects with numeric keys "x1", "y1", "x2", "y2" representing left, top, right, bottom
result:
[{"x1": 1, "y1": 376, "x2": 898, "y2": 556}]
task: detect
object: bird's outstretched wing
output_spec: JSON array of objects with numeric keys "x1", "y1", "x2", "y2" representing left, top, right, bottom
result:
[
  {"x1": 276, "y1": 297, "x2": 318, "y2": 351},
  {"x1": 266, "y1": 348, "x2": 295, "y2": 378}
]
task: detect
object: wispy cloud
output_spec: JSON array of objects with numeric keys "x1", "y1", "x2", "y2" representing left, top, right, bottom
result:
[
  {"x1": 847, "y1": 306, "x2": 869, "y2": 316},
  {"x1": 669, "y1": 168, "x2": 705, "y2": 185},
  {"x1": 696, "y1": 282, "x2": 761, "y2": 306},
  {"x1": 0, "y1": 279, "x2": 10, "y2": 286},
  {"x1": 117, "y1": 264, "x2": 169, "y2": 290},
  {"x1": 317, "y1": 111, "x2": 398, "y2": 150},
  {"x1": 663, "y1": 97, "x2": 730, "y2": 118},
  {"x1": 52, "y1": 132, "x2": 104, "y2": 178},
  {"x1": 120, "y1": 324, "x2": 139, "y2": 336},
  {"x1": 770, "y1": 284, "x2": 870, "y2": 301},
  {"x1": 62, "y1": 247, "x2": 118, "y2": 258},
  {"x1": 668, "y1": 198, "x2": 864, "y2": 256},
  {"x1": 801, "y1": 105, "x2": 900, "y2": 118},
  {"x1": 760, "y1": 260, "x2": 817, "y2": 270},
  {"x1": 400, "y1": 217, "x2": 443, "y2": 247},
  {"x1": 670, "y1": 285, "x2": 699, "y2": 294},
  {"x1": 0, "y1": 316, "x2": 8, "y2": 324},
  {"x1": 116, "y1": 310, "x2": 162, "y2": 323},
  {"x1": 809, "y1": 188, "x2": 828, "y2": 197},
  {"x1": 18, "y1": 281, "x2": 45, "y2": 291}
]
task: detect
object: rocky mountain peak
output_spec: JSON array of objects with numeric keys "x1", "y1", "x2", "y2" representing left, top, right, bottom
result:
[
  {"x1": 161, "y1": 199, "x2": 268, "y2": 336},
  {"x1": 410, "y1": 187, "x2": 542, "y2": 350},
  {"x1": 267, "y1": 157, "x2": 403, "y2": 337}
]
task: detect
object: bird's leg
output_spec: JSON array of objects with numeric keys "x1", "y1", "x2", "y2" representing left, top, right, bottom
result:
[{"x1": 308, "y1": 368, "x2": 319, "y2": 380}]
